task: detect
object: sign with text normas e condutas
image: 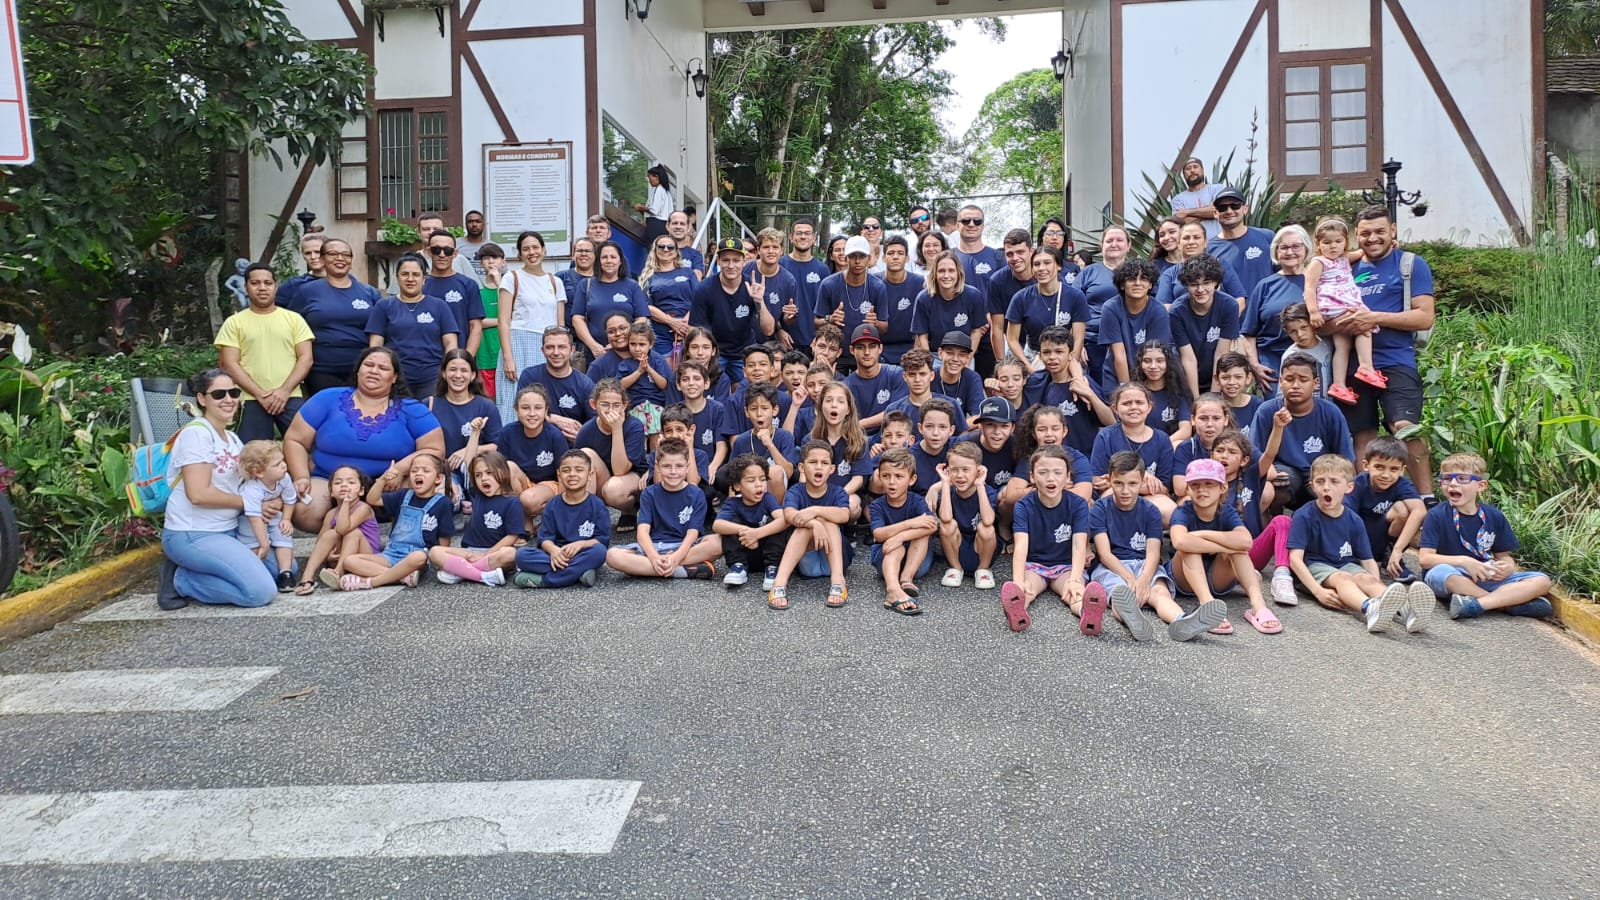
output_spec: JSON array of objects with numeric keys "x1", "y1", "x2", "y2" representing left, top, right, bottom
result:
[
  {"x1": 484, "y1": 143, "x2": 573, "y2": 257},
  {"x1": 0, "y1": 0, "x2": 31, "y2": 165}
]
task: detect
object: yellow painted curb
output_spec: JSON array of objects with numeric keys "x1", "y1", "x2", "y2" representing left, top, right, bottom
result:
[
  {"x1": 1552, "y1": 586, "x2": 1600, "y2": 648},
  {"x1": 0, "y1": 543, "x2": 163, "y2": 643}
]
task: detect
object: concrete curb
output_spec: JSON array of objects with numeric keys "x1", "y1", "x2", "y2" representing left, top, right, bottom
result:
[
  {"x1": 1552, "y1": 586, "x2": 1600, "y2": 648},
  {"x1": 0, "y1": 543, "x2": 162, "y2": 643}
]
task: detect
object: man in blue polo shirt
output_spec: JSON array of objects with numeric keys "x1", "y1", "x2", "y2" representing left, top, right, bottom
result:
[{"x1": 1205, "y1": 187, "x2": 1276, "y2": 295}]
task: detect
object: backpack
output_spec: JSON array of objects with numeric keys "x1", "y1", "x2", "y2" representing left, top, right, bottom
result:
[
  {"x1": 1400, "y1": 251, "x2": 1431, "y2": 350},
  {"x1": 125, "y1": 420, "x2": 207, "y2": 517}
]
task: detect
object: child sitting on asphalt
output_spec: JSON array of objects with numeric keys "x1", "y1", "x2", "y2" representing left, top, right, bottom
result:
[
  {"x1": 1348, "y1": 436, "x2": 1428, "y2": 582},
  {"x1": 296, "y1": 464, "x2": 380, "y2": 595},
  {"x1": 1091, "y1": 450, "x2": 1224, "y2": 642},
  {"x1": 427, "y1": 450, "x2": 522, "y2": 586},
  {"x1": 927, "y1": 442, "x2": 999, "y2": 590},
  {"x1": 605, "y1": 438, "x2": 721, "y2": 581},
  {"x1": 330, "y1": 452, "x2": 453, "y2": 592},
  {"x1": 1169, "y1": 458, "x2": 1281, "y2": 635},
  {"x1": 711, "y1": 453, "x2": 789, "y2": 592},
  {"x1": 768, "y1": 440, "x2": 853, "y2": 611},
  {"x1": 514, "y1": 451, "x2": 610, "y2": 589},
  {"x1": 574, "y1": 378, "x2": 648, "y2": 524},
  {"x1": 1288, "y1": 454, "x2": 1433, "y2": 634},
  {"x1": 1419, "y1": 452, "x2": 1554, "y2": 620},
  {"x1": 869, "y1": 448, "x2": 939, "y2": 616},
  {"x1": 1000, "y1": 446, "x2": 1098, "y2": 634}
]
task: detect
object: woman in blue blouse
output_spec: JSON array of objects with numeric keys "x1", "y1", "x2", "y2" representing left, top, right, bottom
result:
[
  {"x1": 572, "y1": 241, "x2": 649, "y2": 362},
  {"x1": 1240, "y1": 224, "x2": 1313, "y2": 390},
  {"x1": 284, "y1": 346, "x2": 446, "y2": 531}
]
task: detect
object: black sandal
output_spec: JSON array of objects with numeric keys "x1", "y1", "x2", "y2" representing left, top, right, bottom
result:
[{"x1": 888, "y1": 598, "x2": 922, "y2": 616}]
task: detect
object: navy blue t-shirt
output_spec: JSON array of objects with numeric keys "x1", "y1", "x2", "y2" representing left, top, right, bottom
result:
[
  {"x1": 986, "y1": 268, "x2": 1032, "y2": 322},
  {"x1": 729, "y1": 427, "x2": 796, "y2": 468},
  {"x1": 718, "y1": 492, "x2": 781, "y2": 529},
  {"x1": 1014, "y1": 491, "x2": 1089, "y2": 566},
  {"x1": 460, "y1": 492, "x2": 525, "y2": 549},
  {"x1": 1090, "y1": 426, "x2": 1175, "y2": 484},
  {"x1": 814, "y1": 273, "x2": 888, "y2": 338},
  {"x1": 690, "y1": 278, "x2": 764, "y2": 358},
  {"x1": 1021, "y1": 372, "x2": 1104, "y2": 457},
  {"x1": 1097, "y1": 298, "x2": 1172, "y2": 394},
  {"x1": 1171, "y1": 298, "x2": 1242, "y2": 392},
  {"x1": 886, "y1": 396, "x2": 965, "y2": 439},
  {"x1": 1155, "y1": 261, "x2": 1246, "y2": 308},
  {"x1": 380, "y1": 490, "x2": 454, "y2": 548},
  {"x1": 493, "y1": 421, "x2": 569, "y2": 483},
  {"x1": 846, "y1": 365, "x2": 908, "y2": 424},
  {"x1": 1206, "y1": 227, "x2": 1277, "y2": 294},
  {"x1": 932, "y1": 367, "x2": 985, "y2": 424},
  {"x1": 956, "y1": 434, "x2": 1019, "y2": 492},
  {"x1": 425, "y1": 272, "x2": 486, "y2": 343},
  {"x1": 644, "y1": 270, "x2": 699, "y2": 348},
  {"x1": 516, "y1": 365, "x2": 595, "y2": 423},
  {"x1": 1231, "y1": 395, "x2": 1265, "y2": 438},
  {"x1": 953, "y1": 245, "x2": 1003, "y2": 293},
  {"x1": 1145, "y1": 389, "x2": 1192, "y2": 437},
  {"x1": 577, "y1": 278, "x2": 650, "y2": 329},
  {"x1": 742, "y1": 262, "x2": 803, "y2": 348},
  {"x1": 1171, "y1": 501, "x2": 1245, "y2": 550},
  {"x1": 683, "y1": 398, "x2": 726, "y2": 455},
  {"x1": 556, "y1": 269, "x2": 589, "y2": 331},
  {"x1": 1006, "y1": 284, "x2": 1090, "y2": 354},
  {"x1": 282, "y1": 277, "x2": 382, "y2": 380},
  {"x1": 1241, "y1": 274, "x2": 1307, "y2": 375},
  {"x1": 430, "y1": 395, "x2": 501, "y2": 460},
  {"x1": 721, "y1": 385, "x2": 793, "y2": 437},
  {"x1": 1419, "y1": 501, "x2": 1518, "y2": 561},
  {"x1": 821, "y1": 435, "x2": 869, "y2": 488},
  {"x1": 779, "y1": 255, "x2": 831, "y2": 335},
  {"x1": 639, "y1": 482, "x2": 707, "y2": 544},
  {"x1": 1074, "y1": 262, "x2": 1120, "y2": 328},
  {"x1": 1225, "y1": 467, "x2": 1267, "y2": 535},
  {"x1": 784, "y1": 482, "x2": 850, "y2": 512},
  {"x1": 870, "y1": 491, "x2": 932, "y2": 542},
  {"x1": 1249, "y1": 396, "x2": 1354, "y2": 475},
  {"x1": 1090, "y1": 495, "x2": 1164, "y2": 562},
  {"x1": 909, "y1": 441, "x2": 949, "y2": 491},
  {"x1": 933, "y1": 482, "x2": 998, "y2": 539},
  {"x1": 911, "y1": 287, "x2": 987, "y2": 342},
  {"x1": 1347, "y1": 472, "x2": 1421, "y2": 523},
  {"x1": 878, "y1": 272, "x2": 925, "y2": 363},
  {"x1": 365, "y1": 295, "x2": 461, "y2": 387},
  {"x1": 588, "y1": 350, "x2": 673, "y2": 409},
  {"x1": 1289, "y1": 503, "x2": 1373, "y2": 567},
  {"x1": 537, "y1": 493, "x2": 611, "y2": 547},
  {"x1": 574, "y1": 416, "x2": 648, "y2": 474}
]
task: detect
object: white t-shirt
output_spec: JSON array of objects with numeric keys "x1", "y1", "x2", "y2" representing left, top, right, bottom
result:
[
  {"x1": 503, "y1": 268, "x2": 567, "y2": 333},
  {"x1": 163, "y1": 422, "x2": 244, "y2": 533},
  {"x1": 646, "y1": 184, "x2": 673, "y2": 221}
]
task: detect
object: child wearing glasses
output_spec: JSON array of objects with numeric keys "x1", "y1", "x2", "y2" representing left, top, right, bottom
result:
[{"x1": 1418, "y1": 453, "x2": 1553, "y2": 620}]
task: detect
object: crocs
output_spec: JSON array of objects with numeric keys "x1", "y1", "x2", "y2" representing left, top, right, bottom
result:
[
  {"x1": 1000, "y1": 581, "x2": 1031, "y2": 632},
  {"x1": 1079, "y1": 582, "x2": 1108, "y2": 636}
]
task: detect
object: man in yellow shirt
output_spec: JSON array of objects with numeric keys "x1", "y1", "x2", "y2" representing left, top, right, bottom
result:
[{"x1": 216, "y1": 263, "x2": 315, "y2": 442}]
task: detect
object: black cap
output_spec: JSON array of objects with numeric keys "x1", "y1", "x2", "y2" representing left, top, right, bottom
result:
[
  {"x1": 938, "y1": 330, "x2": 974, "y2": 352},
  {"x1": 715, "y1": 237, "x2": 744, "y2": 255},
  {"x1": 976, "y1": 397, "x2": 1015, "y2": 424},
  {"x1": 1214, "y1": 187, "x2": 1246, "y2": 205},
  {"x1": 850, "y1": 323, "x2": 882, "y2": 345}
]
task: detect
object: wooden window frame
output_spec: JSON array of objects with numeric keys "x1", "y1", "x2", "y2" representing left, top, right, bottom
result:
[
  {"x1": 368, "y1": 101, "x2": 459, "y2": 222},
  {"x1": 1271, "y1": 49, "x2": 1382, "y2": 188}
]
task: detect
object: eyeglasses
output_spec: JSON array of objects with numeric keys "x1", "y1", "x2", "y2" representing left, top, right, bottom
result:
[
  {"x1": 909, "y1": 214, "x2": 930, "y2": 223},
  {"x1": 1439, "y1": 473, "x2": 1485, "y2": 484},
  {"x1": 655, "y1": 243, "x2": 677, "y2": 251},
  {"x1": 861, "y1": 224, "x2": 881, "y2": 231},
  {"x1": 322, "y1": 250, "x2": 353, "y2": 259},
  {"x1": 959, "y1": 217, "x2": 984, "y2": 226},
  {"x1": 1215, "y1": 202, "x2": 1243, "y2": 212},
  {"x1": 1042, "y1": 229, "x2": 1065, "y2": 237},
  {"x1": 207, "y1": 388, "x2": 242, "y2": 400},
  {"x1": 1278, "y1": 243, "x2": 1306, "y2": 251}
]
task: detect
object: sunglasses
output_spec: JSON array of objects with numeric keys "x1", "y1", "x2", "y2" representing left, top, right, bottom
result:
[
  {"x1": 861, "y1": 224, "x2": 881, "y2": 231},
  {"x1": 960, "y1": 217, "x2": 984, "y2": 225},
  {"x1": 1439, "y1": 473, "x2": 1485, "y2": 484},
  {"x1": 655, "y1": 243, "x2": 677, "y2": 251},
  {"x1": 429, "y1": 246, "x2": 456, "y2": 256},
  {"x1": 207, "y1": 388, "x2": 243, "y2": 400},
  {"x1": 909, "y1": 214, "x2": 930, "y2": 223},
  {"x1": 1215, "y1": 203, "x2": 1243, "y2": 212}
]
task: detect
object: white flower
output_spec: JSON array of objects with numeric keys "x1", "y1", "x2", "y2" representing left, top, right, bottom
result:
[
  {"x1": 578, "y1": 520, "x2": 595, "y2": 537},
  {"x1": 1052, "y1": 523, "x2": 1071, "y2": 543},
  {"x1": 10, "y1": 325, "x2": 31, "y2": 364},
  {"x1": 1302, "y1": 435, "x2": 1324, "y2": 454}
]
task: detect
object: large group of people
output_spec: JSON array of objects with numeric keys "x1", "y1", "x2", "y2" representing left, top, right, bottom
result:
[{"x1": 159, "y1": 193, "x2": 1553, "y2": 641}]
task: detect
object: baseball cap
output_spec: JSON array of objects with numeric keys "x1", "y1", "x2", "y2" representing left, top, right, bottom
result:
[
  {"x1": 976, "y1": 397, "x2": 1015, "y2": 424},
  {"x1": 844, "y1": 235, "x2": 872, "y2": 257},
  {"x1": 850, "y1": 323, "x2": 882, "y2": 346},
  {"x1": 1184, "y1": 459, "x2": 1227, "y2": 485},
  {"x1": 938, "y1": 330, "x2": 974, "y2": 352},
  {"x1": 1213, "y1": 187, "x2": 1246, "y2": 205},
  {"x1": 714, "y1": 237, "x2": 744, "y2": 256}
]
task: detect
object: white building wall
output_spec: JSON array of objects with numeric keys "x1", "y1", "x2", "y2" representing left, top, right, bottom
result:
[
  {"x1": 1065, "y1": 2, "x2": 1113, "y2": 230},
  {"x1": 471, "y1": 0, "x2": 583, "y2": 29},
  {"x1": 279, "y1": 0, "x2": 358, "y2": 42},
  {"x1": 596, "y1": 1, "x2": 711, "y2": 205},
  {"x1": 372, "y1": 9, "x2": 454, "y2": 101}
]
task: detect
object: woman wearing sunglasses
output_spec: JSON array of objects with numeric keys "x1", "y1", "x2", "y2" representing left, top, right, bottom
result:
[
  {"x1": 640, "y1": 236, "x2": 696, "y2": 356},
  {"x1": 157, "y1": 368, "x2": 280, "y2": 611}
]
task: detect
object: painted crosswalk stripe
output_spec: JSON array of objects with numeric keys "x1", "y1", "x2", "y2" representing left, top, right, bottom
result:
[
  {"x1": 0, "y1": 780, "x2": 641, "y2": 864},
  {"x1": 81, "y1": 587, "x2": 402, "y2": 622},
  {"x1": 0, "y1": 668, "x2": 280, "y2": 714}
]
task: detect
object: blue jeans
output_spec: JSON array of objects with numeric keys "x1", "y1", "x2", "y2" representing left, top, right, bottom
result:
[
  {"x1": 162, "y1": 529, "x2": 278, "y2": 607},
  {"x1": 1424, "y1": 565, "x2": 1546, "y2": 598}
]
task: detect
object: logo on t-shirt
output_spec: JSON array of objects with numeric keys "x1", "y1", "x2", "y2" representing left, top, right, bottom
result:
[
  {"x1": 1240, "y1": 486, "x2": 1255, "y2": 508},
  {"x1": 858, "y1": 300, "x2": 874, "y2": 315},
  {"x1": 612, "y1": 292, "x2": 629, "y2": 304},
  {"x1": 677, "y1": 505, "x2": 694, "y2": 525},
  {"x1": 953, "y1": 313, "x2": 969, "y2": 328},
  {"x1": 735, "y1": 305, "x2": 750, "y2": 319},
  {"x1": 1477, "y1": 530, "x2": 1496, "y2": 558},
  {"x1": 1130, "y1": 531, "x2": 1148, "y2": 552},
  {"x1": 898, "y1": 297, "x2": 912, "y2": 311},
  {"x1": 1206, "y1": 326, "x2": 1221, "y2": 343},
  {"x1": 970, "y1": 511, "x2": 982, "y2": 529},
  {"x1": 701, "y1": 430, "x2": 713, "y2": 446},
  {"x1": 675, "y1": 276, "x2": 689, "y2": 283},
  {"x1": 807, "y1": 272, "x2": 821, "y2": 284},
  {"x1": 418, "y1": 312, "x2": 435, "y2": 324},
  {"x1": 352, "y1": 298, "x2": 370, "y2": 310},
  {"x1": 459, "y1": 422, "x2": 473, "y2": 437},
  {"x1": 1057, "y1": 398, "x2": 1080, "y2": 416},
  {"x1": 1338, "y1": 540, "x2": 1352, "y2": 559},
  {"x1": 559, "y1": 394, "x2": 577, "y2": 409},
  {"x1": 1303, "y1": 435, "x2": 1324, "y2": 455},
  {"x1": 578, "y1": 520, "x2": 595, "y2": 538},
  {"x1": 975, "y1": 263, "x2": 993, "y2": 275},
  {"x1": 421, "y1": 513, "x2": 439, "y2": 533},
  {"x1": 1372, "y1": 499, "x2": 1393, "y2": 515},
  {"x1": 1245, "y1": 246, "x2": 1263, "y2": 260},
  {"x1": 993, "y1": 469, "x2": 1011, "y2": 485},
  {"x1": 445, "y1": 290, "x2": 463, "y2": 303},
  {"x1": 484, "y1": 510, "x2": 503, "y2": 531},
  {"x1": 1055, "y1": 310, "x2": 1072, "y2": 325},
  {"x1": 837, "y1": 459, "x2": 851, "y2": 477},
  {"x1": 1133, "y1": 328, "x2": 1147, "y2": 344},
  {"x1": 536, "y1": 450, "x2": 554, "y2": 467},
  {"x1": 875, "y1": 388, "x2": 891, "y2": 405},
  {"x1": 1052, "y1": 523, "x2": 1071, "y2": 543},
  {"x1": 1161, "y1": 407, "x2": 1176, "y2": 422}
]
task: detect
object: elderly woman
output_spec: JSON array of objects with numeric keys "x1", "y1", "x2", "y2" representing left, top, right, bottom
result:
[
  {"x1": 158, "y1": 368, "x2": 279, "y2": 610},
  {"x1": 1240, "y1": 224, "x2": 1313, "y2": 389},
  {"x1": 278, "y1": 237, "x2": 382, "y2": 396},
  {"x1": 284, "y1": 345, "x2": 446, "y2": 531}
]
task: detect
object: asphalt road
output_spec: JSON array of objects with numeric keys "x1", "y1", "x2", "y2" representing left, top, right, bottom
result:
[{"x1": 2, "y1": 535, "x2": 1598, "y2": 898}]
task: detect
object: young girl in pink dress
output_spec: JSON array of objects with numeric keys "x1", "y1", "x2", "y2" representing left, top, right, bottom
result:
[{"x1": 1302, "y1": 217, "x2": 1385, "y2": 404}]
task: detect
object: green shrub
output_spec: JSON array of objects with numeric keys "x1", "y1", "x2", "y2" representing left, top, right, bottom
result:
[{"x1": 1405, "y1": 241, "x2": 1527, "y2": 314}]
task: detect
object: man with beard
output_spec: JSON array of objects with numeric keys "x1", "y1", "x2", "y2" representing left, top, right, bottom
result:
[
  {"x1": 781, "y1": 217, "x2": 832, "y2": 342},
  {"x1": 1171, "y1": 157, "x2": 1223, "y2": 240},
  {"x1": 1205, "y1": 188, "x2": 1276, "y2": 294},
  {"x1": 951, "y1": 204, "x2": 1002, "y2": 376},
  {"x1": 669, "y1": 210, "x2": 705, "y2": 279},
  {"x1": 458, "y1": 210, "x2": 490, "y2": 278}
]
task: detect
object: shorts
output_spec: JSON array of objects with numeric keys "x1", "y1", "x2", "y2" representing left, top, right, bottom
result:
[
  {"x1": 934, "y1": 533, "x2": 982, "y2": 572},
  {"x1": 630, "y1": 401, "x2": 664, "y2": 435},
  {"x1": 1307, "y1": 561, "x2": 1367, "y2": 584},
  {"x1": 236, "y1": 513, "x2": 294, "y2": 550},
  {"x1": 1024, "y1": 562, "x2": 1073, "y2": 580},
  {"x1": 1424, "y1": 565, "x2": 1547, "y2": 598},
  {"x1": 870, "y1": 543, "x2": 934, "y2": 578},
  {"x1": 1171, "y1": 553, "x2": 1235, "y2": 597},
  {"x1": 798, "y1": 541, "x2": 855, "y2": 578},
  {"x1": 381, "y1": 542, "x2": 426, "y2": 565},
  {"x1": 1091, "y1": 558, "x2": 1174, "y2": 593},
  {"x1": 1345, "y1": 365, "x2": 1424, "y2": 435},
  {"x1": 616, "y1": 539, "x2": 685, "y2": 556}
]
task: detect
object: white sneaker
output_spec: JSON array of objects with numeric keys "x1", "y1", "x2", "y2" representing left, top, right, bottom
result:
[
  {"x1": 1401, "y1": 582, "x2": 1433, "y2": 633},
  {"x1": 1271, "y1": 567, "x2": 1298, "y2": 606},
  {"x1": 723, "y1": 563, "x2": 749, "y2": 586},
  {"x1": 1366, "y1": 584, "x2": 1407, "y2": 634},
  {"x1": 481, "y1": 567, "x2": 506, "y2": 587},
  {"x1": 435, "y1": 569, "x2": 463, "y2": 585}
]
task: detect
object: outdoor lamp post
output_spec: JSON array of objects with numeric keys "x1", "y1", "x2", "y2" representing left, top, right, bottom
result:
[
  {"x1": 295, "y1": 208, "x2": 317, "y2": 232},
  {"x1": 686, "y1": 58, "x2": 708, "y2": 99},
  {"x1": 1363, "y1": 158, "x2": 1429, "y2": 221},
  {"x1": 626, "y1": 0, "x2": 652, "y2": 20}
]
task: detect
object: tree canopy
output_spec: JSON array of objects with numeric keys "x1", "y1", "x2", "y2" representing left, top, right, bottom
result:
[
  {"x1": 1, "y1": 0, "x2": 370, "y2": 345},
  {"x1": 955, "y1": 67, "x2": 1063, "y2": 222}
]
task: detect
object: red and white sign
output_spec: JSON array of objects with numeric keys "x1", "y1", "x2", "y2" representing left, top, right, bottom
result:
[{"x1": 1, "y1": 0, "x2": 32, "y2": 165}]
